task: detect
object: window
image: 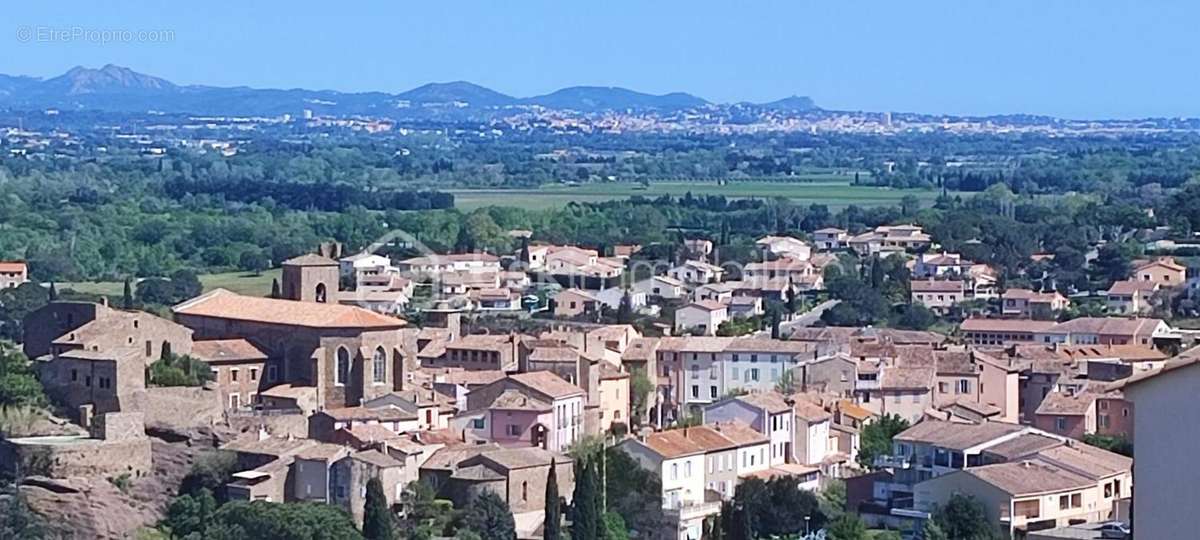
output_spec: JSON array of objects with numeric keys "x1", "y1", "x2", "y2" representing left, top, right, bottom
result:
[
  {"x1": 1104, "y1": 482, "x2": 1113, "y2": 498},
  {"x1": 506, "y1": 424, "x2": 520, "y2": 436},
  {"x1": 710, "y1": 386, "x2": 718, "y2": 399},
  {"x1": 958, "y1": 379, "x2": 970, "y2": 394},
  {"x1": 1059, "y1": 495, "x2": 1070, "y2": 510},
  {"x1": 522, "y1": 482, "x2": 528, "y2": 502},
  {"x1": 692, "y1": 385, "x2": 699, "y2": 398},
  {"x1": 267, "y1": 364, "x2": 278, "y2": 382},
  {"x1": 335, "y1": 347, "x2": 350, "y2": 386},
  {"x1": 691, "y1": 365, "x2": 700, "y2": 379},
  {"x1": 1071, "y1": 493, "x2": 1081, "y2": 508},
  {"x1": 373, "y1": 347, "x2": 387, "y2": 383},
  {"x1": 231, "y1": 368, "x2": 239, "y2": 382},
  {"x1": 685, "y1": 462, "x2": 692, "y2": 477},
  {"x1": 472, "y1": 418, "x2": 485, "y2": 429},
  {"x1": 749, "y1": 369, "x2": 759, "y2": 381},
  {"x1": 671, "y1": 463, "x2": 678, "y2": 480},
  {"x1": 250, "y1": 368, "x2": 258, "y2": 381},
  {"x1": 1055, "y1": 417, "x2": 1067, "y2": 431},
  {"x1": 938, "y1": 382, "x2": 948, "y2": 393}
]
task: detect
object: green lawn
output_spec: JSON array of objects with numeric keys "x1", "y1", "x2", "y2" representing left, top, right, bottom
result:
[
  {"x1": 449, "y1": 179, "x2": 953, "y2": 211},
  {"x1": 61, "y1": 268, "x2": 281, "y2": 299}
]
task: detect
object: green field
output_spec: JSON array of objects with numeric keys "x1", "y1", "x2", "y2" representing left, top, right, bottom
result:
[
  {"x1": 449, "y1": 180, "x2": 952, "y2": 211},
  {"x1": 61, "y1": 268, "x2": 281, "y2": 299}
]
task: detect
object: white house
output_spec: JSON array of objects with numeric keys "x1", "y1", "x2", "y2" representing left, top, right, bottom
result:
[
  {"x1": 669, "y1": 260, "x2": 725, "y2": 286},
  {"x1": 674, "y1": 301, "x2": 729, "y2": 336},
  {"x1": 756, "y1": 235, "x2": 812, "y2": 261},
  {"x1": 812, "y1": 228, "x2": 849, "y2": 250},
  {"x1": 617, "y1": 431, "x2": 715, "y2": 540},
  {"x1": 634, "y1": 275, "x2": 687, "y2": 300},
  {"x1": 339, "y1": 253, "x2": 396, "y2": 281}
]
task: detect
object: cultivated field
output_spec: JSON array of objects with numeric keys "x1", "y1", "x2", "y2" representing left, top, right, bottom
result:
[
  {"x1": 449, "y1": 179, "x2": 951, "y2": 211},
  {"x1": 61, "y1": 268, "x2": 281, "y2": 299}
]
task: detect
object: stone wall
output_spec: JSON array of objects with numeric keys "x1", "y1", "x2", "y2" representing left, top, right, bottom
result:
[
  {"x1": 126, "y1": 386, "x2": 224, "y2": 428},
  {"x1": 1, "y1": 436, "x2": 152, "y2": 479}
]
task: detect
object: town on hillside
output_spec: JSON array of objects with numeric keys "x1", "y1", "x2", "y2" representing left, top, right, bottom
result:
[{"x1": 0, "y1": 215, "x2": 1194, "y2": 540}]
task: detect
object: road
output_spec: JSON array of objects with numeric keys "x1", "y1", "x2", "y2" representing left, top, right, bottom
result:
[{"x1": 754, "y1": 299, "x2": 840, "y2": 338}]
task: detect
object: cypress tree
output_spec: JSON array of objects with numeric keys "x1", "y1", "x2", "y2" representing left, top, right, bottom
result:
[
  {"x1": 616, "y1": 290, "x2": 633, "y2": 324},
  {"x1": 571, "y1": 460, "x2": 599, "y2": 540},
  {"x1": 270, "y1": 278, "x2": 281, "y2": 299},
  {"x1": 544, "y1": 459, "x2": 561, "y2": 540},
  {"x1": 122, "y1": 278, "x2": 134, "y2": 309},
  {"x1": 362, "y1": 477, "x2": 395, "y2": 540},
  {"x1": 48, "y1": 282, "x2": 58, "y2": 301}
]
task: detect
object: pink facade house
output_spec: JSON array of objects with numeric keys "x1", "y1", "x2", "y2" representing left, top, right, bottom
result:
[{"x1": 465, "y1": 371, "x2": 586, "y2": 452}]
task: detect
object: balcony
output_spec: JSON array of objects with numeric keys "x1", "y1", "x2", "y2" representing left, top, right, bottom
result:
[
  {"x1": 664, "y1": 500, "x2": 722, "y2": 523},
  {"x1": 873, "y1": 455, "x2": 912, "y2": 469}
]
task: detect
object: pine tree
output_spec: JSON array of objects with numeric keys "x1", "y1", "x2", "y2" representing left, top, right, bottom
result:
[
  {"x1": 362, "y1": 477, "x2": 396, "y2": 540},
  {"x1": 122, "y1": 277, "x2": 134, "y2": 309},
  {"x1": 571, "y1": 460, "x2": 599, "y2": 540},
  {"x1": 544, "y1": 459, "x2": 562, "y2": 540},
  {"x1": 270, "y1": 278, "x2": 281, "y2": 299}
]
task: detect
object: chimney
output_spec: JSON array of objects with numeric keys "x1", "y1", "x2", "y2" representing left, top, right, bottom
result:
[
  {"x1": 257, "y1": 425, "x2": 270, "y2": 441},
  {"x1": 100, "y1": 297, "x2": 109, "y2": 308}
]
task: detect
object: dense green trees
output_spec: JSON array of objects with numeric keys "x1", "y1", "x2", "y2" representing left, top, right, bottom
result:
[
  {"x1": 857, "y1": 414, "x2": 911, "y2": 468},
  {"x1": 461, "y1": 491, "x2": 515, "y2": 540},
  {"x1": 0, "y1": 341, "x2": 46, "y2": 408},
  {"x1": 148, "y1": 352, "x2": 215, "y2": 387},
  {"x1": 715, "y1": 476, "x2": 826, "y2": 538},
  {"x1": 930, "y1": 494, "x2": 997, "y2": 540}
]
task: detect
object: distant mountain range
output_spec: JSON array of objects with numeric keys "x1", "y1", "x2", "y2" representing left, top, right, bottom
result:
[{"x1": 0, "y1": 64, "x2": 820, "y2": 117}]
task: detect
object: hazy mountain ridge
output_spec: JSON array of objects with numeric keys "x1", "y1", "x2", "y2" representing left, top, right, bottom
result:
[{"x1": 0, "y1": 64, "x2": 817, "y2": 117}]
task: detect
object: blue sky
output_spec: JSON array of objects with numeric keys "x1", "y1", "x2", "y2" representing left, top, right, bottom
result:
[{"x1": 2, "y1": 0, "x2": 1196, "y2": 118}]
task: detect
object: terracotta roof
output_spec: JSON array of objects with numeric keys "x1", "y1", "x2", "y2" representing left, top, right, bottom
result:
[
  {"x1": 0, "y1": 261, "x2": 27, "y2": 273},
  {"x1": 1034, "y1": 443, "x2": 1131, "y2": 479},
  {"x1": 640, "y1": 430, "x2": 706, "y2": 459},
  {"x1": 339, "y1": 424, "x2": 405, "y2": 445},
  {"x1": 837, "y1": 400, "x2": 874, "y2": 421},
  {"x1": 911, "y1": 280, "x2": 965, "y2": 293},
  {"x1": 622, "y1": 338, "x2": 659, "y2": 362},
  {"x1": 1107, "y1": 280, "x2": 1158, "y2": 295},
  {"x1": 295, "y1": 442, "x2": 351, "y2": 461},
  {"x1": 528, "y1": 346, "x2": 580, "y2": 363},
  {"x1": 679, "y1": 426, "x2": 736, "y2": 452},
  {"x1": 475, "y1": 447, "x2": 565, "y2": 470},
  {"x1": 965, "y1": 461, "x2": 1093, "y2": 496},
  {"x1": 732, "y1": 391, "x2": 792, "y2": 414},
  {"x1": 1135, "y1": 257, "x2": 1186, "y2": 272},
  {"x1": 445, "y1": 334, "x2": 514, "y2": 353},
  {"x1": 894, "y1": 419, "x2": 1026, "y2": 450},
  {"x1": 1036, "y1": 391, "x2": 1102, "y2": 416},
  {"x1": 509, "y1": 371, "x2": 585, "y2": 399},
  {"x1": 174, "y1": 289, "x2": 406, "y2": 329},
  {"x1": 351, "y1": 449, "x2": 405, "y2": 468},
  {"x1": 259, "y1": 384, "x2": 316, "y2": 400},
  {"x1": 880, "y1": 366, "x2": 935, "y2": 390},
  {"x1": 793, "y1": 399, "x2": 833, "y2": 423},
  {"x1": 981, "y1": 433, "x2": 1064, "y2": 461},
  {"x1": 686, "y1": 300, "x2": 727, "y2": 312},
  {"x1": 191, "y1": 339, "x2": 268, "y2": 363},
  {"x1": 322, "y1": 405, "x2": 418, "y2": 422},
  {"x1": 934, "y1": 351, "x2": 978, "y2": 375},
  {"x1": 709, "y1": 421, "x2": 769, "y2": 446},
  {"x1": 1048, "y1": 317, "x2": 1165, "y2": 337},
  {"x1": 487, "y1": 388, "x2": 552, "y2": 412},
  {"x1": 959, "y1": 318, "x2": 1058, "y2": 333},
  {"x1": 283, "y1": 253, "x2": 338, "y2": 267}
]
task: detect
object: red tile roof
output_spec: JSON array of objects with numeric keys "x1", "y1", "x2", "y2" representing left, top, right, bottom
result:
[{"x1": 174, "y1": 289, "x2": 406, "y2": 329}]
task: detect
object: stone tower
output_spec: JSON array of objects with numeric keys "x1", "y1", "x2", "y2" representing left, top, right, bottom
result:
[{"x1": 281, "y1": 254, "x2": 340, "y2": 303}]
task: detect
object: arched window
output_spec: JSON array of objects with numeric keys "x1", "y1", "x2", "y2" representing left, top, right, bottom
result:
[
  {"x1": 315, "y1": 283, "x2": 328, "y2": 303},
  {"x1": 336, "y1": 347, "x2": 350, "y2": 386},
  {"x1": 372, "y1": 347, "x2": 387, "y2": 384}
]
